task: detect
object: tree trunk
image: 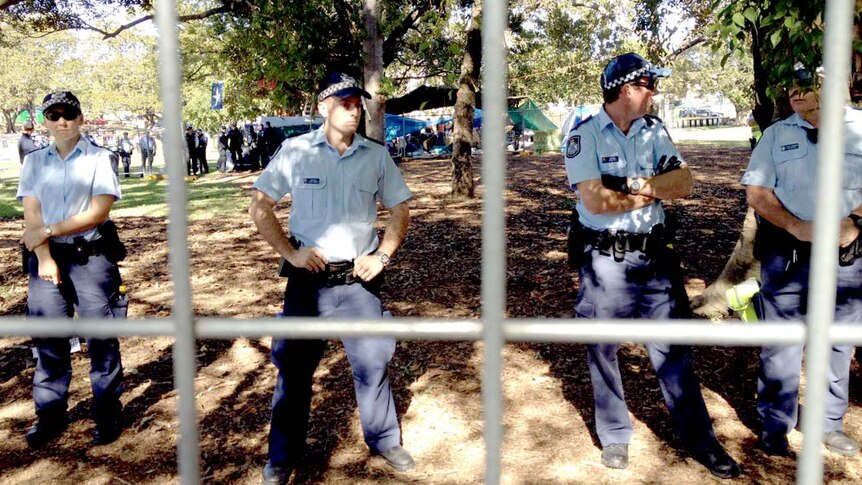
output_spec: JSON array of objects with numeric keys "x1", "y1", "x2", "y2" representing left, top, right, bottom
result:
[
  {"x1": 362, "y1": 0, "x2": 385, "y2": 141},
  {"x1": 691, "y1": 208, "x2": 760, "y2": 318},
  {"x1": 2, "y1": 109, "x2": 15, "y2": 133},
  {"x1": 450, "y1": 0, "x2": 481, "y2": 198},
  {"x1": 750, "y1": 20, "x2": 775, "y2": 131}
]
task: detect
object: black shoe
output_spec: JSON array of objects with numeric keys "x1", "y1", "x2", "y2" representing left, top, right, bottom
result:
[
  {"x1": 375, "y1": 445, "x2": 415, "y2": 471},
  {"x1": 601, "y1": 443, "x2": 628, "y2": 469},
  {"x1": 93, "y1": 419, "x2": 123, "y2": 446},
  {"x1": 261, "y1": 462, "x2": 293, "y2": 485},
  {"x1": 759, "y1": 434, "x2": 793, "y2": 457},
  {"x1": 824, "y1": 431, "x2": 860, "y2": 456},
  {"x1": 689, "y1": 444, "x2": 740, "y2": 479},
  {"x1": 25, "y1": 416, "x2": 69, "y2": 448}
]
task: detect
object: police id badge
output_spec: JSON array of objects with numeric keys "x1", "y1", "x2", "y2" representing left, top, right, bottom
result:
[{"x1": 565, "y1": 135, "x2": 581, "y2": 158}]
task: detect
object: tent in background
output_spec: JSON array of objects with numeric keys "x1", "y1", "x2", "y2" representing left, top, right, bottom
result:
[
  {"x1": 15, "y1": 109, "x2": 44, "y2": 124},
  {"x1": 385, "y1": 114, "x2": 433, "y2": 141},
  {"x1": 508, "y1": 98, "x2": 558, "y2": 153}
]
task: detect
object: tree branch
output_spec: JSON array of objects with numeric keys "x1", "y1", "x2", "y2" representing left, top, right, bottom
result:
[
  {"x1": 663, "y1": 36, "x2": 708, "y2": 63},
  {"x1": 0, "y1": 0, "x2": 27, "y2": 10},
  {"x1": 382, "y1": 0, "x2": 443, "y2": 66}
]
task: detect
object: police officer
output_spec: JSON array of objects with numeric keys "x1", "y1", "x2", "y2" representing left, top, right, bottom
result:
[
  {"x1": 742, "y1": 65, "x2": 862, "y2": 458},
  {"x1": 117, "y1": 131, "x2": 135, "y2": 177},
  {"x1": 249, "y1": 71, "x2": 414, "y2": 484},
  {"x1": 18, "y1": 120, "x2": 40, "y2": 164},
  {"x1": 563, "y1": 53, "x2": 739, "y2": 478},
  {"x1": 139, "y1": 131, "x2": 156, "y2": 174},
  {"x1": 17, "y1": 91, "x2": 125, "y2": 447},
  {"x1": 185, "y1": 125, "x2": 198, "y2": 175}
]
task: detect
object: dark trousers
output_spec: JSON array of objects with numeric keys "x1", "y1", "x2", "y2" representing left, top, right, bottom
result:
[
  {"x1": 26, "y1": 251, "x2": 124, "y2": 425},
  {"x1": 197, "y1": 148, "x2": 209, "y2": 173},
  {"x1": 186, "y1": 152, "x2": 198, "y2": 175},
  {"x1": 576, "y1": 247, "x2": 718, "y2": 449},
  {"x1": 755, "y1": 250, "x2": 862, "y2": 440},
  {"x1": 229, "y1": 148, "x2": 242, "y2": 170},
  {"x1": 268, "y1": 276, "x2": 400, "y2": 467},
  {"x1": 121, "y1": 155, "x2": 131, "y2": 177}
]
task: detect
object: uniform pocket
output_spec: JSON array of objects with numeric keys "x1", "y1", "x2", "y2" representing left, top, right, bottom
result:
[
  {"x1": 772, "y1": 142, "x2": 813, "y2": 188},
  {"x1": 350, "y1": 176, "x2": 379, "y2": 222},
  {"x1": 293, "y1": 175, "x2": 328, "y2": 219},
  {"x1": 598, "y1": 154, "x2": 626, "y2": 177}
]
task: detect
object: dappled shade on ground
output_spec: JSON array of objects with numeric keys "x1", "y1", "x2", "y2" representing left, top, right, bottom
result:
[{"x1": 1, "y1": 145, "x2": 861, "y2": 483}]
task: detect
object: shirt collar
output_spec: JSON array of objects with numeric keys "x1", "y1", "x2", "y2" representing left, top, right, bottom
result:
[
  {"x1": 597, "y1": 106, "x2": 646, "y2": 136},
  {"x1": 48, "y1": 136, "x2": 89, "y2": 160},
  {"x1": 310, "y1": 125, "x2": 367, "y2": 155}
]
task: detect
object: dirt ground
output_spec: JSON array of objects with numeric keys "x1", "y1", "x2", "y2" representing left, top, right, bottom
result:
[{"x1": 2, "y1": 144, "x2": 861, "y2": 484}]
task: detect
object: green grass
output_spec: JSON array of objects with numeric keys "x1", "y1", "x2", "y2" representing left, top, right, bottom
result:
[{"x1": 0, "y1": 175, "x2": 247, "y2": 220}]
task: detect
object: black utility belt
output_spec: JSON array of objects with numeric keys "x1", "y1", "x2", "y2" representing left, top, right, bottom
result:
[
  {"x1": 284, "y1": 260, "x2": 358, "y2": 287},
  {"x1": 584, "y1": 228, "x2": 666, "y2": 261},
  {"x1": 51, "y1": 238, "x2": 108, "y2": 260}
]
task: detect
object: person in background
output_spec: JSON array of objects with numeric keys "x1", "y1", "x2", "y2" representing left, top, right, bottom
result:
[{"x1": 18, "y1": 120, "x2": 41, "y2": 164}]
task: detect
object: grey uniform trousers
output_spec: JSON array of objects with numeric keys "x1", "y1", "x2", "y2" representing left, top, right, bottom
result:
[
  {"x1": 576, "y1": 247, "x2": 719, "y2": 449},
  {"x1": 755, "y1": 249, "x2": 862, "y2": 441},
  {"x1": 268, "y1": 274, "x2": 401, "y2": 467}
]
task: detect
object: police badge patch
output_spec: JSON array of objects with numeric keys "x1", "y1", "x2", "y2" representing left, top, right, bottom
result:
[{"x1": 566, "y1": 135, "x2": 581, "y2": 158}]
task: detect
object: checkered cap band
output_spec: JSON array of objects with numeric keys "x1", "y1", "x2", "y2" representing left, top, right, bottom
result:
[
  {"x1": 317, "y1": 74, "x2": 363, "y2": 102},
  {"x1": 602, "y1": 65, "x2": 652, "y2": 90},
  {"x1": 42, "y1": 92, "x2": 81, "y2": 111}
]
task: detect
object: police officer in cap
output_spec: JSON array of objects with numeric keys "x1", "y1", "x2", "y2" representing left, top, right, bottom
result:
[
  {"x1": 742, "y1": 64, "x2": 862, "y2": 458},
  {"x1": 563, "y1": 53, "x2": 740, "y2": 478},
  {"x1": 18, "y1": 120, "x2": 40, "y2": 164},
  {"x1": 249, "y1": 70, "x2": 414, "y2": 484},
  {"x1": 17, "y1": 91, "x2": 125, "y2": 447}
]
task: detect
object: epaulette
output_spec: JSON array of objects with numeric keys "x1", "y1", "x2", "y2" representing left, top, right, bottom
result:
[
  {"x1": 643, "y1": 114, "x2": 662, "y2": 126},
  {"x1": 360, "y1": 134, "x2": 386, "y2": 147},
  {"x1": 573, "y1": 115, "x2": 593, "y2": 130}
]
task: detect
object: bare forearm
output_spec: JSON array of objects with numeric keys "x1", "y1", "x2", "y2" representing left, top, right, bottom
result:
[
  {"x1": 746, "y1": 186, "x2": 801, "y2": 231},
  {"x1": 249, "y1": 197, "x2": 296, "y2": 260},
  {"x1": 640, "y1": 167, "x2": 693, "y2": 200},
  {"x1": 377, "y1": 202, "x2": 410, "y2": 257},
  {"x1": 578, "y1": 180, "x2": 655, "y2": 215}
]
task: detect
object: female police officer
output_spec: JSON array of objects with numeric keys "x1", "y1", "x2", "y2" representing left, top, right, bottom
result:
[
  {"x1": 742, "y1": 66, "x2": 862, "y2": 458},
  {"x1": 17, "y1": 91, "x2": 125, "y2": 447}
]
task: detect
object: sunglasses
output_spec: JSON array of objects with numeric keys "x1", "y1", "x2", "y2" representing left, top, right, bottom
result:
[
  {"x1": 630, "y1": 79, "x2": 658, "y2": 91},
  {"x1": 44, "y1": 109, "x2": 80, "y2": 122}
]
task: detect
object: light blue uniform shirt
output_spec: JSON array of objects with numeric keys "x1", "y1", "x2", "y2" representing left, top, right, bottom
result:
[
  {"x1": 563, "y1": 107, "x2": 680, "y2": 233},
  {"x1": 17, "y1": 137, "x2": 121, "y2": 243},
  {"x1": 742, "y1": 109, "x2": 862, "y2": 220},
  {"x1": 253, "y1": 127, "x2": 412, "y2": 262}
]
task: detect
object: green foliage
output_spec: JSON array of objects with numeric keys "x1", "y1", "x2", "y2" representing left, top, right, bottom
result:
[{"x1": 710, "y1": 0, "x2": 829, "y2": 96}]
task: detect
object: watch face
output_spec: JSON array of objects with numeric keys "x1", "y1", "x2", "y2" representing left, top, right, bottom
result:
[{"x1": 631, "y1": 180, "x2": 641, "y2": 191}]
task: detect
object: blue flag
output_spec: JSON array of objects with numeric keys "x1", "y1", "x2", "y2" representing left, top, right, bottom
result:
[{"x1": 211, "y1": 82, "x2": 224, "y2": 110}]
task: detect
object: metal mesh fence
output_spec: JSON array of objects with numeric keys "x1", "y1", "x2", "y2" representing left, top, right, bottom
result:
[{"x1": 1, "y1": 0, "x2": 859, "y2": 483}]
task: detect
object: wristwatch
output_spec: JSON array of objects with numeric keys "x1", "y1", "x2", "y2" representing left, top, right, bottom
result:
[
  {"x1": 44, "y1": 225, "x2": 53, "y2": 236},
  {"x1": 850, "y1": 214, "x2": 862, "y2": 229},
  {"x1": 374, "y1": 251, "x2": 391, "y2": 266},
  {"x1": 629, "y1": 178, "x2": 641, "y2": 194}
]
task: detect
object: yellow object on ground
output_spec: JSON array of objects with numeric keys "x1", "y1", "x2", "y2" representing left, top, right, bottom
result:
[{"x1": 726, "y1": 278, "x2": 761, "y2": 322}]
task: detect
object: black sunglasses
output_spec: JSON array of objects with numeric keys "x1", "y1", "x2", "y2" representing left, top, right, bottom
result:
[
  {"x1": 630, "y1": 79, "x2": 658, "y2": 91},
  {"x1": 44, "y1": 109, "x2": 80, "y2": 122}
]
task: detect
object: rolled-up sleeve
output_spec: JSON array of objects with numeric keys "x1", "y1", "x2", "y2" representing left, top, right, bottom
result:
[
  {"x1": 16, "y1": 155, "x2": 36, "y2": 201},
  {"x1": 92, "y1": 150, "x2": 122, "y2": 200}
]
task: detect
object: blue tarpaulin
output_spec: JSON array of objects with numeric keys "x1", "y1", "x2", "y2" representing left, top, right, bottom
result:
[{"x1": 385, "y1": 114, "x2": 433, "y2": 141}]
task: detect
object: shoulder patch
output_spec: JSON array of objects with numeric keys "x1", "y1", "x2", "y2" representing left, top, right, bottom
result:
[{"x1": 565, "y1": 135, "x2": 581, "y2": 158}]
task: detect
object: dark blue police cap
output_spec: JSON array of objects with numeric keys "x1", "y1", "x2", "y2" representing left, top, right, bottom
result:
[
  {"x1": 42, "y1": 91, "x2": 81, "y2": 113},
  {"x1": 317, "y1": 72, "x2": 371, "y2": 102},
  {"x1": 600, "y1": 52, "x2": 671, "y2": 91},
  {"x1": 793, "y1": 62, "x2": 823, "y2": 87}
]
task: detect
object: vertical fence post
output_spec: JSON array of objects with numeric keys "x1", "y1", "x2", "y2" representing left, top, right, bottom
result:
[
  {"x1": 482, "y1": 0, "x2": 507, "y2": 482},
  {"x1": 155, "y1": 1, "x2": 200, "y2": 483},
  {"x1": 797, "y1": 0, "x2": 854, "y2": 483}
]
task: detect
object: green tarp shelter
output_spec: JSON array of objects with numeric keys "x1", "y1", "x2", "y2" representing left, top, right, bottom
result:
[
  {"x1": 15, "y1": 109, "x2": 43, "y2": 124},
  {"x1": 507, "y1": 97, "x2": 558, "y2": 153}
]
